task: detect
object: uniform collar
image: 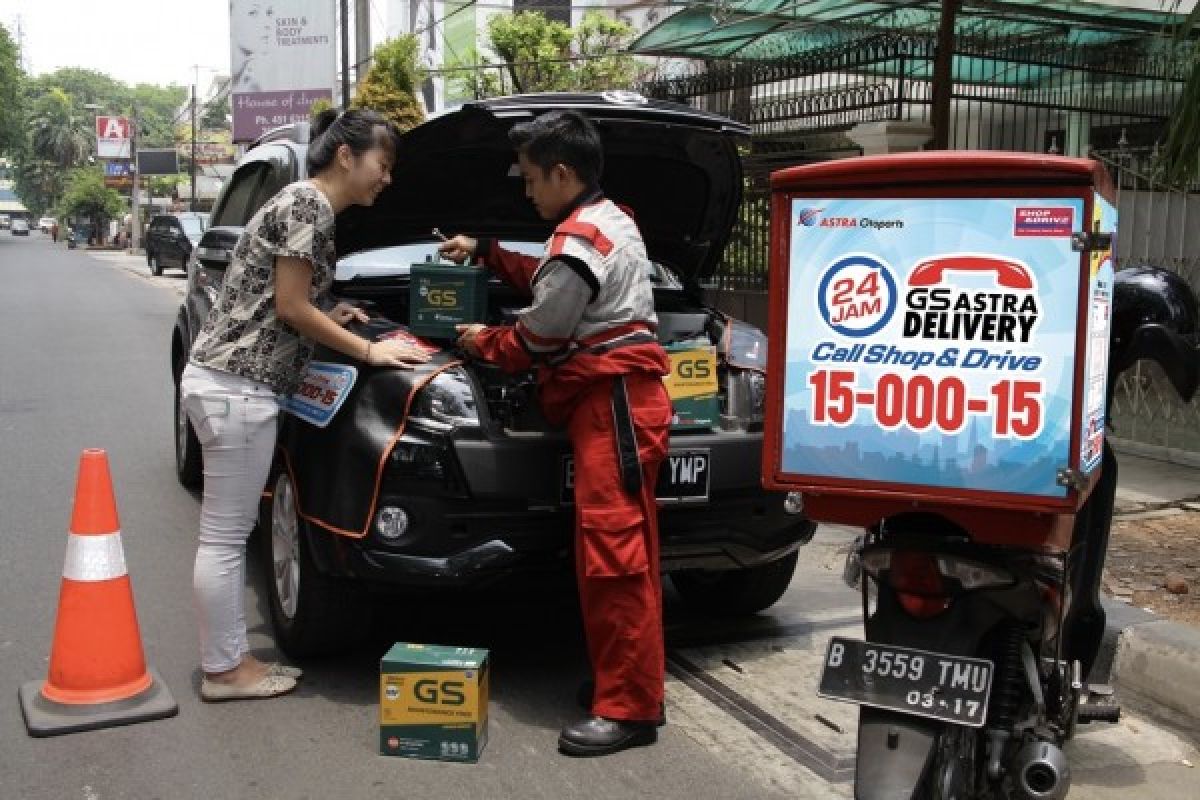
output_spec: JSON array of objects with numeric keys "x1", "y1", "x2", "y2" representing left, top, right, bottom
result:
[{"x1": 557, "y1": 185, "x2": 604, "y2": 223}]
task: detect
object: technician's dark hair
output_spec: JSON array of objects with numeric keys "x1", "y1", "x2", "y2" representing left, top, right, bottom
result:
[
  {"x1": 508, "y1": 110, "x2": 603, "y2": 185},
  {"x1": 306, "y1": 108, "x2": 400, "y2": 176}
]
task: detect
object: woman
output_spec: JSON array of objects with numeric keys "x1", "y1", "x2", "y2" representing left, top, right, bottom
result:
[{"x1": 181, "y1": 109, "x2": 429, "y2": 701}]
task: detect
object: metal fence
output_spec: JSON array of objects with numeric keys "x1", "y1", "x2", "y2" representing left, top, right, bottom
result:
[
  {"x1": 1090, "y1": 151, "x2": 1200, "y2": 461},
  {"x1": 639, "y1": 31, "x2": 1193, "y2": 291}
]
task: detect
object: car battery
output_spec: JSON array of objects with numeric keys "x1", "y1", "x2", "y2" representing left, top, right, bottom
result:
[
  {"x1": 663, "y1": 342, "x2": 719, "y2": 430},
  {"x1": 409, "y1": 262, "x2": 489, "y2": 340},
  {"x1": 379, "y1": 642, "x2": 489, "y2": 762}
]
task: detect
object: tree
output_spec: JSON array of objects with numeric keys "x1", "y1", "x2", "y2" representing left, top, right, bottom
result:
[
  {"x1": 0, "y1": 23, "x2": 23, "y2": 157},
  {"x1": 200, "y1": 95, "x2": 230, "y2": 131},
  {"x1": 59, "y1": 166, "x2": 124, "y2": 243},
  {"x1": 14, "y1": 157, "x2": 62, "y2": 217},
  {"x1": 478, "y1": 11, "x2": 644, "y2": 96},
  {"x1": 29, "y1": 88, "x2": 91, "y2": 168},
  {"x1": 352, "y1": 36, "x2": 425, "y2": 132},
  {"x1": 1160, "y1": 6, "x2": 1200, "y2": 184}
]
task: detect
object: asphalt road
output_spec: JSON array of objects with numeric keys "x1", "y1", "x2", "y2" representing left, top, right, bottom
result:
[{"x1": 0, "y1": 231, "x2": 1196, "y2": 800}]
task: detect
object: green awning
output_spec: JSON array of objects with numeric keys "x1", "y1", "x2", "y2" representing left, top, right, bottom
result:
[{"x1": 631, "y1": 1, "x2": 1193, "y2": 62}]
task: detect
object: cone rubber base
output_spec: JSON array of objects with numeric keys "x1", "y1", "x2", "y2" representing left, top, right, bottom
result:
[{"x1": 19, "y1": 667, "x2": 177, "y2": 737}]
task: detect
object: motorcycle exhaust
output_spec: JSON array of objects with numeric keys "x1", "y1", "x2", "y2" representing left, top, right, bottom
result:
[{"x1": 1012, "y1": 740, "x2": 1071, "y2": 800}]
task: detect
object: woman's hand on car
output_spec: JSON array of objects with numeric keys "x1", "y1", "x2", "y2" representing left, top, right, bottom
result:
[
  {"x1": 437, "y1": 235, "x2": 477, "y2": 264},
  {"x1": 367, "y1": 339, "x2": 433, "y2": 369},
  {"x1": 328, "y1": 301, "x2": 369, "y2": 326}
]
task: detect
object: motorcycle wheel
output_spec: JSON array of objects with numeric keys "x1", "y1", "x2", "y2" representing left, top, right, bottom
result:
[{"x1": 926, "y1": 724, "x2": 981, "y2": 800}]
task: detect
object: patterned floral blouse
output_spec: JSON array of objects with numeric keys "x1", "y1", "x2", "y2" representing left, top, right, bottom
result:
[{"x1": 190, "y1": 182, "x2": 336, "y2": 395}]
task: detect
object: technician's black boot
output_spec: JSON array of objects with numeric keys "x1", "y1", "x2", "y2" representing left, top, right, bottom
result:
[
  {"x1": 576, "y1": 679, "x2": 667, "y2": 726},
  {"x1": 558, "y1": 716, "x2": 657, "y2": 757}
]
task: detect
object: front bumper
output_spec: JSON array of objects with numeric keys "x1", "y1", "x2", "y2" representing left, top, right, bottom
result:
[{"x1": 308, "y1": 427, "x2": 814, "y2": 588}]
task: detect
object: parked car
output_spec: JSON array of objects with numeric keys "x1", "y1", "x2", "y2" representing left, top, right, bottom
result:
[
  {"x1": 11, "y1": 218, "x2": 30, "y2": 236},
  {"x1": 37, "y1": 216, "x2": 56, "y2": 233},
  {"x1": 170, "y1": 93, "x2": 815, "y2": 656},
  {"x1": 0, "y1": 214, "x2": 11, "y2": 230},
  {"x1": 145, "y1": 212, "x2": 206, "y2": 276}
]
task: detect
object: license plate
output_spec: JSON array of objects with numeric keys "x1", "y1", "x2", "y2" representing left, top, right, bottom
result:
[
  {"x1": 817, "y1": 637, "x2": 994, "y2": 727},
  {"x1": 561, "y1": 450, "x2": 710, "y2": 504}
]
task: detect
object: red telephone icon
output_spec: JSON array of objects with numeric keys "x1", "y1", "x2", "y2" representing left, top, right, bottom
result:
[{"x1": 908, "y1": 256, "x2": 1034, "y2": 290}]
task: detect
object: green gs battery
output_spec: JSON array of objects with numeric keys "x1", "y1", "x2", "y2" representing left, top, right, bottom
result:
[{"x1": 409, "y1": 262, "x2": 489, "y2": 340}]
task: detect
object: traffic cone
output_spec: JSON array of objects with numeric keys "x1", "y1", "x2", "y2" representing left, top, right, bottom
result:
[{"x1": 19, "y1": 449, "x2": 177, "y2": 737}]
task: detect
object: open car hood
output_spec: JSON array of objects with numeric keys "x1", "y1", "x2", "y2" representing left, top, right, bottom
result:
[{"x1": 337, "y1": 93, "x2": 749, "y2": 287}]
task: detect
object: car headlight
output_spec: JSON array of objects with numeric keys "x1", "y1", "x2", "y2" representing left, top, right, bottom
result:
[
  {"x1": 722, "y1": 369, "x2": 766, "y2": 430},
  {"x1": 409, "y1": 367, "x2": 480, "y2": 432}
]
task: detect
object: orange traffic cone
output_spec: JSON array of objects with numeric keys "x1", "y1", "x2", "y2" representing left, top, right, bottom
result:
[{"x1": 19, "y1": 449, "x2": 177, "y2": 737}]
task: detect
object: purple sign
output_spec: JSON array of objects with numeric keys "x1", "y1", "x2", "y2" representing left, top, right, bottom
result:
[{"x1": 233, "y1": 89, "x2": 334, "y2": 142}]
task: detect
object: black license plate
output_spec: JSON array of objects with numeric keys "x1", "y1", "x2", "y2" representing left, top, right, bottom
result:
[
  {"x1": 817, "y1": 637, "x2": 993, "y2": 727},
  {"x1": 561, "y1": 450, "x2": 710, "y2": 504}
]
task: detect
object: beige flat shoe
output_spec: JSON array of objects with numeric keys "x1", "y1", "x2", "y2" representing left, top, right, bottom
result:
[
  {"x1": 266, "y1": 663, "x2": 303, "y2": 679},
  {"x1": 200, "y1": 673, "x2": 297, "y2": 702}
]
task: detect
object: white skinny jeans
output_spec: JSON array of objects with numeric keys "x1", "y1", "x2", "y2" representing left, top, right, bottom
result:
[{"x1": 180, "y1": 362, "x2": 280, "y2": 673}]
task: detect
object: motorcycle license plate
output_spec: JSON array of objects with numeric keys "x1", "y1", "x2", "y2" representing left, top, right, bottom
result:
[{"x1": 817, "y1": 637, "x2": 994, "y2": 728}]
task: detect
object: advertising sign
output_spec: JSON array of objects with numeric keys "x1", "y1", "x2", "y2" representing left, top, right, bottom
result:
[
  {"x1": 229, "y1": 0, "x2": 336, "y2": 142},
  {"x1": 103, "y1": 160, "x2": 133, "y2": 189},
  {"x1": 136, "y1": 149, "x2": 180, "y2": 176},
  {"x1": 780, "y1": 197, "x2": 1086, "y2": 499},
  {"x1": 96, "y1": 116, "x2": 131, "y2": 159}
]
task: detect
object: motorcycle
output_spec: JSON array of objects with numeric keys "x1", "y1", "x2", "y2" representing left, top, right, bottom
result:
[{"x1": 829, "y1": 265, "x2": 1200, "y2": 800}]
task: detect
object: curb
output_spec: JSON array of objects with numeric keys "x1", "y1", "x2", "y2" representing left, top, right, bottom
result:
[{"x1": 1099, "y1": 599, "x2": 1200, "y2": 741}]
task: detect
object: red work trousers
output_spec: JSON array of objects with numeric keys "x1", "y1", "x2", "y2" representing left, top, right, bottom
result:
[{"x1": 566, "y1": 372, "x2": 672, "y2": 723}]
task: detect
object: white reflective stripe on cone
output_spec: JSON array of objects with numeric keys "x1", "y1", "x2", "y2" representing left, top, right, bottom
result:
[{"x1": 62, "y1": 532, "x2": 128, "y2": 581}]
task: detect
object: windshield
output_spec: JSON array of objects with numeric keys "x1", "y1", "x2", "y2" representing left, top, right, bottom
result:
[
  {"x1": 336, "y1": 240, "x2": 682, "y2": 288},
  {"x1": 180, "y1": 217, "x2": 205, "y2": 237}
]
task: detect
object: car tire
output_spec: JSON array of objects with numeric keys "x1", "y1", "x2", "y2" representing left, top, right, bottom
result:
[
  {"x1": 149, "y1": 251, "x2": 162, "y2": 276},
  {"x1": 670, "y1": 550, "x2": 800, "y2": 616},
  {"x1": 261, "y1": 470, "x2": 372, "y2": 658},
  {"x1": 174, "y1": 378, "x2": 203, "y2": 488}
]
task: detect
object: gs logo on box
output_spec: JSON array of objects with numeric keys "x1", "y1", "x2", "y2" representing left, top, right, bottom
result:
[{"x1": 676, "y1": 358, "x2": 712, "y2": 380}]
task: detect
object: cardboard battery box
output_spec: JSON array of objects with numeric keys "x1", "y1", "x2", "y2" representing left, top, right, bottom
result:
[
  {"x1": 664, "y1": 343, "x2": 720, "y2": 430},
  {"x1": 379, "y1": 642, "x2": 489, "y2": 762},
  {"x1": 409, "y1": 262, "x2": 489, "y2": 340}
]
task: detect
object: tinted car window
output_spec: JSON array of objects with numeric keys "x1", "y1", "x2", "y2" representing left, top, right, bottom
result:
[
  {"x1": 247, "y1": 145, "x2": 296, "y2": 220},
  {"x1": 210, "y1": 163, "x2": 267, "y2": 227}
]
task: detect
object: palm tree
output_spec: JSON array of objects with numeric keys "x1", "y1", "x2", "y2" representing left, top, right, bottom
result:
[
  {"x1": 28, "y1": 88, "x2": 92, "y2": 169},
  {"x1": 1159, "y1": 5, "x2": 1200, "y2": 184}
]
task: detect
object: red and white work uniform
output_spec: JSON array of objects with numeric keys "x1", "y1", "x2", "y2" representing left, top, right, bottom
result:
[{"x1": 472, "y1": 191, "x2": 671, "y2": 723}]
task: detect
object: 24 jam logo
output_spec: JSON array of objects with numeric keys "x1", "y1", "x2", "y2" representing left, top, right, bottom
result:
[{"x1": 818, "y1": 254, "x2": 898, "y2": 337}]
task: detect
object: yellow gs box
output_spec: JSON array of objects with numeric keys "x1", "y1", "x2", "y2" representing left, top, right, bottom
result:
[
  {"x1": 379, "y1": 642, "x2": 489, "y2": 762},
  {"x1": 664, "y1": 343, "x2": 719, "y2": 430},
  {"x1": 409, "y1": 263, "x2": 489, "y2": 340}
]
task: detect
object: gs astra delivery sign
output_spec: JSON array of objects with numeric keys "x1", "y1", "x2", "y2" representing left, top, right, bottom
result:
[{"x1": 778, "y1": 197, "x2": 1101, "y2": 500}]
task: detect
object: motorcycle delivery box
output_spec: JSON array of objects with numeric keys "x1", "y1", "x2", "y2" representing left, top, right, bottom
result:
[{"x1": 761, "y1": 152, "x2": 1118, "y2": 794}]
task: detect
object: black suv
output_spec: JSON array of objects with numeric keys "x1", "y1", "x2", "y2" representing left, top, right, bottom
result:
[
  {"x1": 170, "y1": 93, "x2": 814, "y2": 656},
  {"x1": 145, "y1": 212, "x2": 207, "y2": 276}
]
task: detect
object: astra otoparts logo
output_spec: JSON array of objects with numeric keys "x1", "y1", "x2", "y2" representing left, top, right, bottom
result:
[{"x1": 797, "y1": 207, "x2": 823, "y2": 227}]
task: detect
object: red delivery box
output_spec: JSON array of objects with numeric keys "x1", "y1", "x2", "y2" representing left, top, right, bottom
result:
[{"x1": 762, "y1": 153, "x2": 1117, "y2": 545}]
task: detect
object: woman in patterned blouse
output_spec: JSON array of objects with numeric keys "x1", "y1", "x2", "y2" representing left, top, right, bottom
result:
[{"x1": 182, "y1": 109, "x2": 429, "y2": 702}]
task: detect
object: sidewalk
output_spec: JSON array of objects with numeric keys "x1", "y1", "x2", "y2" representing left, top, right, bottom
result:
[{"x1": 1105, "y1": 446, "x2": 1200, "y2": 739}]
